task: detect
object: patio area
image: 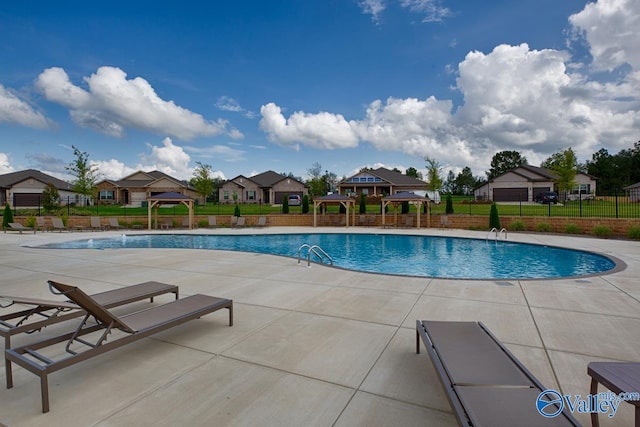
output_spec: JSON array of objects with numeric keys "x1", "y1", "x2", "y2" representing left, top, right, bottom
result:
[{"x1": 0, "y1": 227, "x2": 638, "y2": 426}]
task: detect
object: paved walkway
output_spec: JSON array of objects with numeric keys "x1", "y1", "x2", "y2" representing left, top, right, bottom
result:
[{"x1": 0, "y1": 227, "x2": 638, "y2": 426}]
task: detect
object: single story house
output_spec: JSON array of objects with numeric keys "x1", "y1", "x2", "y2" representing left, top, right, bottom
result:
[
  {"x1": 474, "y1": 165, "x2": 597, "y2": 202},
  {"x1": 220, "y1": 171, "x2": 308, "y2": 204},
  {"x1": 338, "y1": 167, "x2": 428, "y2": 197},
  {"x1": 96, "y1": 170, "x2": 199, "y2": 207},
  {"x1": 0, "y1": 169, "x2": 80, "y2": 208},
  {"x1": 626, "y1": 182, "x2": 640, "y2": 202}
]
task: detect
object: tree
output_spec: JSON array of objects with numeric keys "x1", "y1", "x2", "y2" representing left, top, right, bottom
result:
[
  {"x1": 487, "y1": 150, "x2": 527, "y2": 180},
  {"x1": 282, "y1": 194, "x2": 289, "y2": 214},
  {"x1": 405, "y1": 167, "x2": 422, "y2": 179},
  {"x1": 302, "y1": 194, "x2": 309, "y2": 214},
  {"x1": 424, "y1": 157, "x2": 442, "y2": 192},
  {"x1": 359, "y1": 192, "x2": 367, "y2": 214},
  {"x1": 190, "y1": 162, "x2": 214, "y2": 205},
  {"x1": 307, "y1": 163, "x2": 326, "y2": 196},
  {"x1": 455, "y1": 166, "x2": 477, "y2": 196},
  {"x1": 542, "y1": 148, "x2": 577, "y2": 197},
  {"x1": 444, "y1": 170, "x2": 456, "y2": 194},
  {"x1": 66, "y1": 146, "x2": 99, "y2": 206},
  {"x1": 41, "y1": 183, "x2": 60, "y2": 213}
]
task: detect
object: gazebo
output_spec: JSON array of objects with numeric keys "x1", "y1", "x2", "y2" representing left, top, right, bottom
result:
[
  {"x1": 313, "y1": 194, "x2": 356, "y2": 227},
  {"x1": 147, "y1": 192, "x2": 195, "y2": 230},
  {"x1": 381, "y1": 192, "x2": 430, "y2": 228}
]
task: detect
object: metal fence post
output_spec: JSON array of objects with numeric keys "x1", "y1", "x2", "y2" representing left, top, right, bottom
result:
[{"x1": 615, "y1": 191, "x2": 619, "y2": 218}]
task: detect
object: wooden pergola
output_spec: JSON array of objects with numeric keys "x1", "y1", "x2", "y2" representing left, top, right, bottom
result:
[
  {"x1": 147, "y1": 192, "x2": 194, "y2": 230},
  {"x1": 381, "y1": 192, "x2": 430, "y2": 228},
  {"x1": 313, "y1": 194, "x2": 356, "y2": 227}
]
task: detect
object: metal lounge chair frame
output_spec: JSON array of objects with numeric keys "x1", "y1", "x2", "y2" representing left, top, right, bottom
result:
[
  {"x1": 4, "y1": 223, "x2": 35, "y2": 234},
  {"x1": 6, "y1": 281, "x2": 232, "y2": 413},
  {"x1": 416, "y1": 320, "x2": 581, "y2": 426},
  {"x1": 0, "y1": 281, "x2": 179, "y2": 350}
]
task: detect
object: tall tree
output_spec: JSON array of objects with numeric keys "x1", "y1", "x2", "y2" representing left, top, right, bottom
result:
[
  {"x1": 307, "y1": 163, "x2": 326, "y2": 197},
  {"x1": 424, "y1": 157, "x2": 443, "y2": 192},
  {"x1": 455, "y1": 166, "x2": 477, "y2": 196},
  {"x1": 542, "y1": 148, "x2": 578, "y2": 197},
  {"x1": 487, "y1": 150, "x2": 527, "y2": 180},
  {"x1": 405, "y1": 167, "x2": 422, "y2": 179},
  {"x1": 41, "y1": 183, "x2": 60, "y2": 213},
  {"x1": 444, "y1": 170, "x2": 456, "y2": 194},
  {"x1": 66, "y1": 145, "x2": 99, "y2": 206},
  {"x1": 190, "y1": 162, "x2": 215, "y2": 205}
]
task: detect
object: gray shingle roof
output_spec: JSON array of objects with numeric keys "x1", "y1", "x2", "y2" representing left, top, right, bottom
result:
[{"x1": 0, "y1": 169, "x2": 72, "y2": 190}]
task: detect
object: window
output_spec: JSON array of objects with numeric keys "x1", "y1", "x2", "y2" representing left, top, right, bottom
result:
[
  {"x1": 247, "y1": 190, "x2": 256, "y2": 200},
  {"x1": 223, "y1": 191, "x2": 229, "y2": 201},
  {"x1": 99, "y1": 190, "x2": 114, "y2": 200}
]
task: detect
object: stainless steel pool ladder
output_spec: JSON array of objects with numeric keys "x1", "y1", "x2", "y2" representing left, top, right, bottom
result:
[
  {"x1": 487, "y1": 227, "x2": 508, "y2": 241},
  {"x1": 297, "y1": 244, "x2": 334, "y2": 267}
]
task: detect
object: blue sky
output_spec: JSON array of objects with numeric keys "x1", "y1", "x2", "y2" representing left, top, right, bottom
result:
[{"x1": 1, "y1": 0, "x2": 639, "y2": 183}]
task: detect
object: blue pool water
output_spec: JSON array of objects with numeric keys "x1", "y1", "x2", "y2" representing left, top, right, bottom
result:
[{"x1": 37, "y1": 233, "x2": 618, "y2": 280}]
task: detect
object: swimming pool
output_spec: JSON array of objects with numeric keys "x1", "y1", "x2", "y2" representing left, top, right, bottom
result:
[{"x1": 36, "y1": 233, "x2": 618, "y2": 280}]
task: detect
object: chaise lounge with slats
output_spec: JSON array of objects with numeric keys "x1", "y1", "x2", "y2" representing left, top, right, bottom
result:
[
  {"x1": 416, "y1": 320, "x2": 581, "y2": 427},
  {"x1": 5, "y1": 281, "x2": 232, "y2": 413},
  {"x1": 0, "y1": 281, "x2": 179, "y2": 351}
]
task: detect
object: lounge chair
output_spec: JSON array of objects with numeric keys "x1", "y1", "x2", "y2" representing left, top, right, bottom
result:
[
  {"x1": 51, "y1": 217, "x2": 68, "y2": 232},
  {"x1": 256, "y1": 216, "x2": 267, "y2": 227},
  {"x1": 35, "y1": 217, "x2": 50, "y2": 232},
  {"x1": 181, "y1": 217, "x2": 191, "y2": 228},
  {"x1": 160, "y1": 218, "x2": 173, "y2": 229},
  {"x1": 207, "y1": 216, "x2": 218, "y2": 228},
  {"x1": 4, "y1": 223, "x2": 35, "y2": 234},
  {"x1": 233, "y1": 217, "x2": 245, "y2": 228},
  {"x1": 5, "y1": 280, "x2": 232, "y2": 413},
  {"x1": 108, "y1": 217, "x2": 121, "y2": 229},
  {"x1": 416, "y1": 321, "x2": 580, "y2": 426},
  {"x1": 90, "y1": 216, "x2": 103, "y2": 231},
  {"x1": 404, "y1": 216, "x2": 414, "y2": 228},
  {"x1": 440, "y1": 215, "x2": 450, "y2": 229},
  {"x1": 0, "y1": 281, "x2": 178, "y2": 350}
]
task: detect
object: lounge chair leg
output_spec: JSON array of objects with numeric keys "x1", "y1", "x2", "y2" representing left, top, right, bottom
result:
[
  {"x1": 228, "y1": 304, "x2": 233, "y2": 326},
  {"x1": 416, "y1": 328, "x2": 420, "y2": 354},
  {"x1": 5, "y1": 358, "x2": 13, "y2": 389},
  {"x1": 41, "y1": 374, "x2": 50, "y2": 413}
]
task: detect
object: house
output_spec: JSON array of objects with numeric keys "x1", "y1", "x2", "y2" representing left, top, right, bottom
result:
[
  {"x1": 0, "y1": 169, "x2": 79, "y2": 208},
  {"x1": 473, "y1": 165, "x2": 597, "y2": 202},
  {"x1": 96, "y1": 170, "x2": 199, "y2": 207},
  {"x1": 626, "y1": 182, "x2": 640, "y2": 203},
  {"x1": 338, "y1": 167, "x2": 428, "y2": 197},
  {"x1": 219, "y1": 171, "x2": 308, "y2": 204}
]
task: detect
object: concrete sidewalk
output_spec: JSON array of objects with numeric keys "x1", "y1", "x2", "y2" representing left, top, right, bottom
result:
[{"x1": 0, "y1": 227, "x2": 638, "y2": 426}]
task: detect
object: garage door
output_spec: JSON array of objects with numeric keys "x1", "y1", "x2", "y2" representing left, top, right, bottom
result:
[
  {"x1": 493, "y1": 188, "x2": 527, "y2": 202},
  {"x1": 13, "y1": 193, "x2": 41, "y2": 207}
]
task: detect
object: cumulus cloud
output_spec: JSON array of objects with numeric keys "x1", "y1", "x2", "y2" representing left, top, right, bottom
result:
[
  {"x1": 0, "y1": 153, "x2": 14, "y2": 174},
  {"x1": 259, "y1": 103, "x2": 359, "y2": 149},
  {"x1": 215, "y1": 96, "x2": 256, "y2": 119},
  {"x1": 0, "y1": 84, "x2": 52, "y2": 129},
  {"x1": 183, "y1": 144, "x2": 246, "y2": 163},
  {"x1": 35, "y1": 66, "x2": 242, "y2": 140},
  {"x1": 569, "y1": 0, "x2": 640, "y2": 71},
  {"x1": 262, "y1": 0, "x2": 640, "y2": 176},
  {"x1": 359, "y1": 0, "x2": 386, "y2": 23},
  {"x1": 399, "y1": 0, "x2": 451, "y2": 22}
]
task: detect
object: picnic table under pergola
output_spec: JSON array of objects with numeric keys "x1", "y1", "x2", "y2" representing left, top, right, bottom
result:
[
  {"x1": 313, "y1": 193, "x2": 356, "y2": 227},
  {"x1": 381, "y1": 192, "x2": 430, "y2": 228},
  {"x1": 147, "y1": 192, "x2": 195, "y2": 230}
]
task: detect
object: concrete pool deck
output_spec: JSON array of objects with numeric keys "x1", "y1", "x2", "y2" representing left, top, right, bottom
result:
[{"x1": 0, "y1": 227, "x2": 638, "y2": 426}]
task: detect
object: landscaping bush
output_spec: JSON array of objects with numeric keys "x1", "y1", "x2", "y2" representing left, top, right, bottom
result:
[
  {"x1": 592, "y1": 224, "x2": 612, "y2": 238},
  {"x1": 234, "y1": 205, "x2": 241, "y2": 217},
  {"x1": 627, "y1": 225, "x2": 640, "y2": 240},
  {"x1": 564, "y1": 223, "x2": 582, "y2": 234},
  {"x1": 535, "y1": 222, "x2": 552, "y2": 232},
  {"x1": 2, "y1": 203, "x2": 13, "y2": 229},
  {"x1": 302, "y1": 195, "x2": 309, "y2": 214},
  {"x1": 282, "y1": 194, "x2": 289, "y2": 214},
  {"x1": 509, "y1": 220, "x2": 526, "y2": 231},
  {"x1": 359, "y1": 193, "x2": 366, "y2": 214},
  {"x1": 489, "y1": 203, "x2": 500, "y2": 229},
  {"x1": 445, "y1": 194, "x2": 454, "y2": 214}
]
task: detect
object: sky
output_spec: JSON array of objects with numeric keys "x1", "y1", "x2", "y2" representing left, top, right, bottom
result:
[{"x1": 1, "y1": 0, "x2": 639, "y2": 184}]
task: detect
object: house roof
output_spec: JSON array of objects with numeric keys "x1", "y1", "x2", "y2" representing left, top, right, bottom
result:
[
  {"x1": 625, "y1": 182, "x2": 640, "y2": 189},
  {"x1": 226, "y1": 171, "x2": 307, "y2": 188},
  {"x1": 0, "y1": 169, "x2": 72, "y2": 190},
  {"x1": 340, "y1": 167, "x2": 427, "y2": 186},
  {"x1": 99, "y1": 170, "x2": 191, "y2": 189}
]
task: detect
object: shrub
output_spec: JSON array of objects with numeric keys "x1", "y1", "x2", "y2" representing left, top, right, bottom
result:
[
  {"x1": 627, "y1": 225, "x2": 640, "y2": 240},
  {"x1": 535, "y1": 222, "x2": 552, "y2": 232},
  {"x1": 302, "y1": 195, "x2": 309, "y2": 214},
  {"x1": 445, "y1": 194, "x2": 454, "y2": 214},
  {"x1": 564, "y1": 223, "x2": 581, "y2": 234},
  {"x1": 282, "y1": 194, "x2": 289, "y2": 214},
  {"x1": 233, "y1": 205, "x2": 241, "y2": 217},
  {"x1": 489, "y1": 203, "x2": 500, "y2": 229},
  {"x1": 509, "y1": 220, "x2": 526, "y2": 231},
  {"x1": 198, "y1": 219, "x2": 208, "y2": 228},
  {"x1": 359, "y1": 193, "x2": 366, "y2": 214},
  {"x1": 2, "y1": 203, "x2": 13, "y2": 229},
  {"x1": 592, "y1": 224, "x2": 612, "y2": 238}
]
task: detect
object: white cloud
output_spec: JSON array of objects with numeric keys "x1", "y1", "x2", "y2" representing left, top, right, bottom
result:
[
  {"x1": 569, "y1": 0, "x2": 640, "y2": 71},
  {"x1": 138, "y1": 137, "x2": 192, "y2": 179},
  {"x1": 0, "y1": 153, "x2": 14, "y2": 174},
  {"x1": 0, "y1": 84, "x2": 52, "y2": 129},
  {"x1": 259, "y1": 103, "x2": 359, "y2": 149},
  {"x1": 359, "y1": 0, "x2": 386, "y2": 23},
  {"x1": 36, "y1": 66, "x2": 242, "y2": 140},
  {"x1": 215, "y1": 96, "x2": 256, "y2": 119},
  {"x1": 183, "y1": 144, "x2": 246, "y2": 163},
  {"x1": 399, "y1": 0, "x2": 451, "y2": 22}
]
